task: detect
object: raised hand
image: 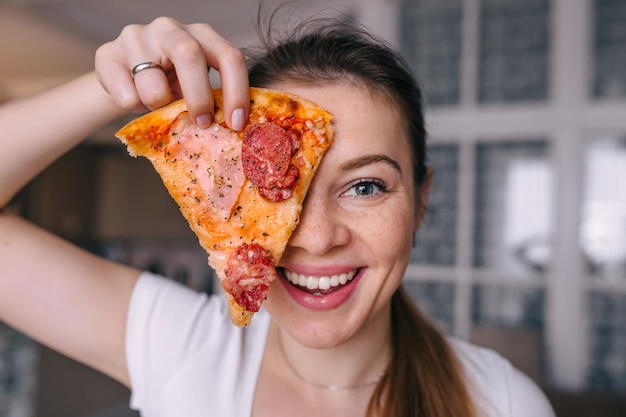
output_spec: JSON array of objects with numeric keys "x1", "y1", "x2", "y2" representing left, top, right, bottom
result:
[{"x1": 95, "y1": 17, "x2": 250, "y2": 130}]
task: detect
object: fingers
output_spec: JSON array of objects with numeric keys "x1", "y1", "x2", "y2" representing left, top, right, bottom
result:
[
  {"x1": 133, "y1": 63, "x2": 174, "y2": 111},
  {"x1": 95, "y1": 41, "x2": 145, "y2": 113},
  {"x1": 95, "y1": 17, "x2": 250, "y2": 130},
  {"x1": 95, "y1": 22, "x2": 176, "y2": 114},
  {"x1": 187, "y1": 24, "x2": 250, "y2": 130},
  {"x1": 165, "y1": 22, "x2": 250, "y2": 129},
  {"x1": 157, "y1": 22, "x2": 218, "y2": 127}
]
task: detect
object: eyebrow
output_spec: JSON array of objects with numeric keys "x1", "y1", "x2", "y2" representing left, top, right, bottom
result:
[{"x1": 339, "y1": 154, "x2": 403, "y2": 175}]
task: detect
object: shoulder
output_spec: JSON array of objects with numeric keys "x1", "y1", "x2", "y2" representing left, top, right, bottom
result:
[
  {"x1": 126, "y1": 272, "x2": 270, "y2": 416},
  {"x1": 128, "y1": 271, "x2": 270, "y2": 352},
  {"x1": 448, "y1": 338, "x2": 555, "y2": 417}
]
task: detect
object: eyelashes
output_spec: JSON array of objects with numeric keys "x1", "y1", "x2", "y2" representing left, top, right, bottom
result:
[{"x1": 344, "y1": 178, "x2": 389, "y2": 198}]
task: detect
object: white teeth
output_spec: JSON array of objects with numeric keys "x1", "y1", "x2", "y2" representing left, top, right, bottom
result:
[
  {"x1": 306, "y1": 276, "x2": 317, "y2": 290},
  {"x1": 284, "y1": 270, "x2": 357, "y2": 290},
  {"x1": 298, "y1": 275, "x2": 307, "y2": 286},
  {"x1": 318, "y1": 277, "x2": 331, "y2": 290}
]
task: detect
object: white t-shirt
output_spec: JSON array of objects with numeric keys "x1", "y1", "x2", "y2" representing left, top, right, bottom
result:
[{"x1": 126, "y1": 272, "x2": 555, "y2": 417}]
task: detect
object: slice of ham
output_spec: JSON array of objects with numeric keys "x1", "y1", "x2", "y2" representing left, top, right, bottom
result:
[{"x1": 167, "y1": 116, "x2": 245, "y2": 221}]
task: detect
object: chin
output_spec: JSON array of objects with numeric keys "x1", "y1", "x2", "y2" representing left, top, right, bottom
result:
[
  {"x1": 264, "y1": 282, "x2": 390, "y2": 349},
  {"x1": 265, "y1": 288, "x2": 346, "y2": 337}
]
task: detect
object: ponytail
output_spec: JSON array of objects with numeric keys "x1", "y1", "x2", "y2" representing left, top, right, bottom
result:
[{"x1": 366, "y1": 285, "x2": 479, "y2": 417}]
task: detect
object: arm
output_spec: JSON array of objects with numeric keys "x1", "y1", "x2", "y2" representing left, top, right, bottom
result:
[
  {"x1": 0, "y1": 17, "x2": 250, "y2": 387},
  {"x1": 0, "y1": 72, "x2": 138, "y2": 385},
  {"x1": 0, "y1": 213, "x2": 140, "y2": 386}
]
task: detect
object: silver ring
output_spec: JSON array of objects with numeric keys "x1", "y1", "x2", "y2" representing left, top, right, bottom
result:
[{"x1": 131, "y1": 61, "x2": 163, "y2": 77}]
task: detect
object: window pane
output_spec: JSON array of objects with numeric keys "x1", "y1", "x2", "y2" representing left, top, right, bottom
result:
[
  {"x1": 474, "y1": 141, "x2": 553, "y2": 275},
  {"x1": 479, "y1": 0, "x2": 550, "y2": 103},
  {"x1": 581, "y1": 137, "x2": 626, "y2": 280},
  {"x1": 412, "y1": 144, "x2": 459, "y2": 265},
  {"x1": 471, "y1": 284, "x2": 546, "y2": 383},
  {"x1": 593, "y1": 0, "x2": 626, "y2": 98},
  {"x1": 0, "y1": 324, "x2": 37, "y2": 416},
  {"x1": 400, "y1": 0, "x2": 462, "y2": 106},
  {"x1": 404, "y1": 281, "x2": 455, "y2": 334},
  {"x1": 587, "y1": 292, "x2": 626, "y2": 391},
  {"x1": 472, "y1": 284, "x2": 545, "y2": 330}
]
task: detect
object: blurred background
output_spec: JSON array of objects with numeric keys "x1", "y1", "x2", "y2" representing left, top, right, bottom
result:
[{"x1": 1, "y1": 0, "x2": 625, "y2": 416}]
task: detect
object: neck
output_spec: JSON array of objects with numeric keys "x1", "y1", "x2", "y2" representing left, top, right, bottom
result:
[
  {"x1": 269, "y1": 307, "x2": 392, "y2": 391},
  {"x1": 278, "y1": 331, "x2": 385, "y2": 391}
]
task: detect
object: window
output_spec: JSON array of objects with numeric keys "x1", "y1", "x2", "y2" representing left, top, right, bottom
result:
[
  {"x1": 0, "y1": 324, "x2": 36, "y2": 416},
  {"x1": 587, "y1": 292, "x2": 626, "y2": 390},
  {"x1": 401, "y1": 0, "x2": 626, "y2": 391},
  {"x1": 593, "y1": 0, "x2": 626, "y2": 98},
  {"x1": 400, "y1": 0, "x2": 463, "y2": 106},
  {"x1": 583, "y1": 136, "x2": 626, "y2": 391},
  {"x1": 581, "y1": 137, "x2": 626, "y2": 280},
  {"x1": 411, "y1": 144, "x2": 459, "y2": 266},
  {"x1": 474, "y1": 141, "x2": 553, "y2": 274},
  {"x1": 405, "y1": 281, "x2": 456, "y2": 334},
  {"x1": 479, "y1": 0, "x2": 550, "y2": 103}
]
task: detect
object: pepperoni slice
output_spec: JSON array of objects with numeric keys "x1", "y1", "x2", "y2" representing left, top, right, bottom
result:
[
  {"x1": 242, "y1": 122, "x2": 300, "y2": 201},
  {"x1": 223, "y1": 243, "x2": 276, "y2": 312}
]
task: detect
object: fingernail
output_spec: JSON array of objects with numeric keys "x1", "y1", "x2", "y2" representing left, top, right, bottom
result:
[
  {"x1": 231, "y1": 108, "x2": 246, "y2": 131},
  {"x1": 196, "y1": 113, "x2": 212, "y2": 128}
]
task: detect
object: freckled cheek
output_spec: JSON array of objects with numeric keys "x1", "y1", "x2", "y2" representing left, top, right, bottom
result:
[{"x1": 366, "y1": 205, "x2": 414, "y2": 261}]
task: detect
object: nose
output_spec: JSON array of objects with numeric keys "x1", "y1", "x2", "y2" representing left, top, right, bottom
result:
[{"x1": 288, "y1": 192, "x2": 350, "y2": 255}]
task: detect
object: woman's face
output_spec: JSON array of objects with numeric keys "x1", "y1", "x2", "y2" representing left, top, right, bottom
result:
[{"x1": 264, "y1": 81, "x2": 427, "y2": 348}]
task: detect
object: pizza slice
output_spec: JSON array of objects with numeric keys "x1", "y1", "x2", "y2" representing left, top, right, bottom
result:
[{"x1": 116, "y1": 87, "x2": 334, "y2": 327}]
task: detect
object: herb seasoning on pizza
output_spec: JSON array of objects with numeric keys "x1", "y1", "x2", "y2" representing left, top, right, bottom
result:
[{"x1": 116, "y1": 87, "x2": 334, "y2": 327}]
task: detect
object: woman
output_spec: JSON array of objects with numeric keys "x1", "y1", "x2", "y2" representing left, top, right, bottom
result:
[{"x1": 0, "y1": 14, "x2": 554, "y2": 417}]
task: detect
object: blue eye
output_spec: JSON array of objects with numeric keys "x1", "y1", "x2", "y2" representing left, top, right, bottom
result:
[{"x1": 345, "y1": 179, "x2": 387, "y2": 197}]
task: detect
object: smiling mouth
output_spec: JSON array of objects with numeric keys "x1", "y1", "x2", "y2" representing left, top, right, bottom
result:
[{"x1": 283, "y1": 269, "x2": 359, "y2": 295}]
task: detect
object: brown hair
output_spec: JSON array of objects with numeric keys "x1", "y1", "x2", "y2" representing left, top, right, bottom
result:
[{"x1": 247, "y1": 11, "x2": 478, "y2": 417}]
